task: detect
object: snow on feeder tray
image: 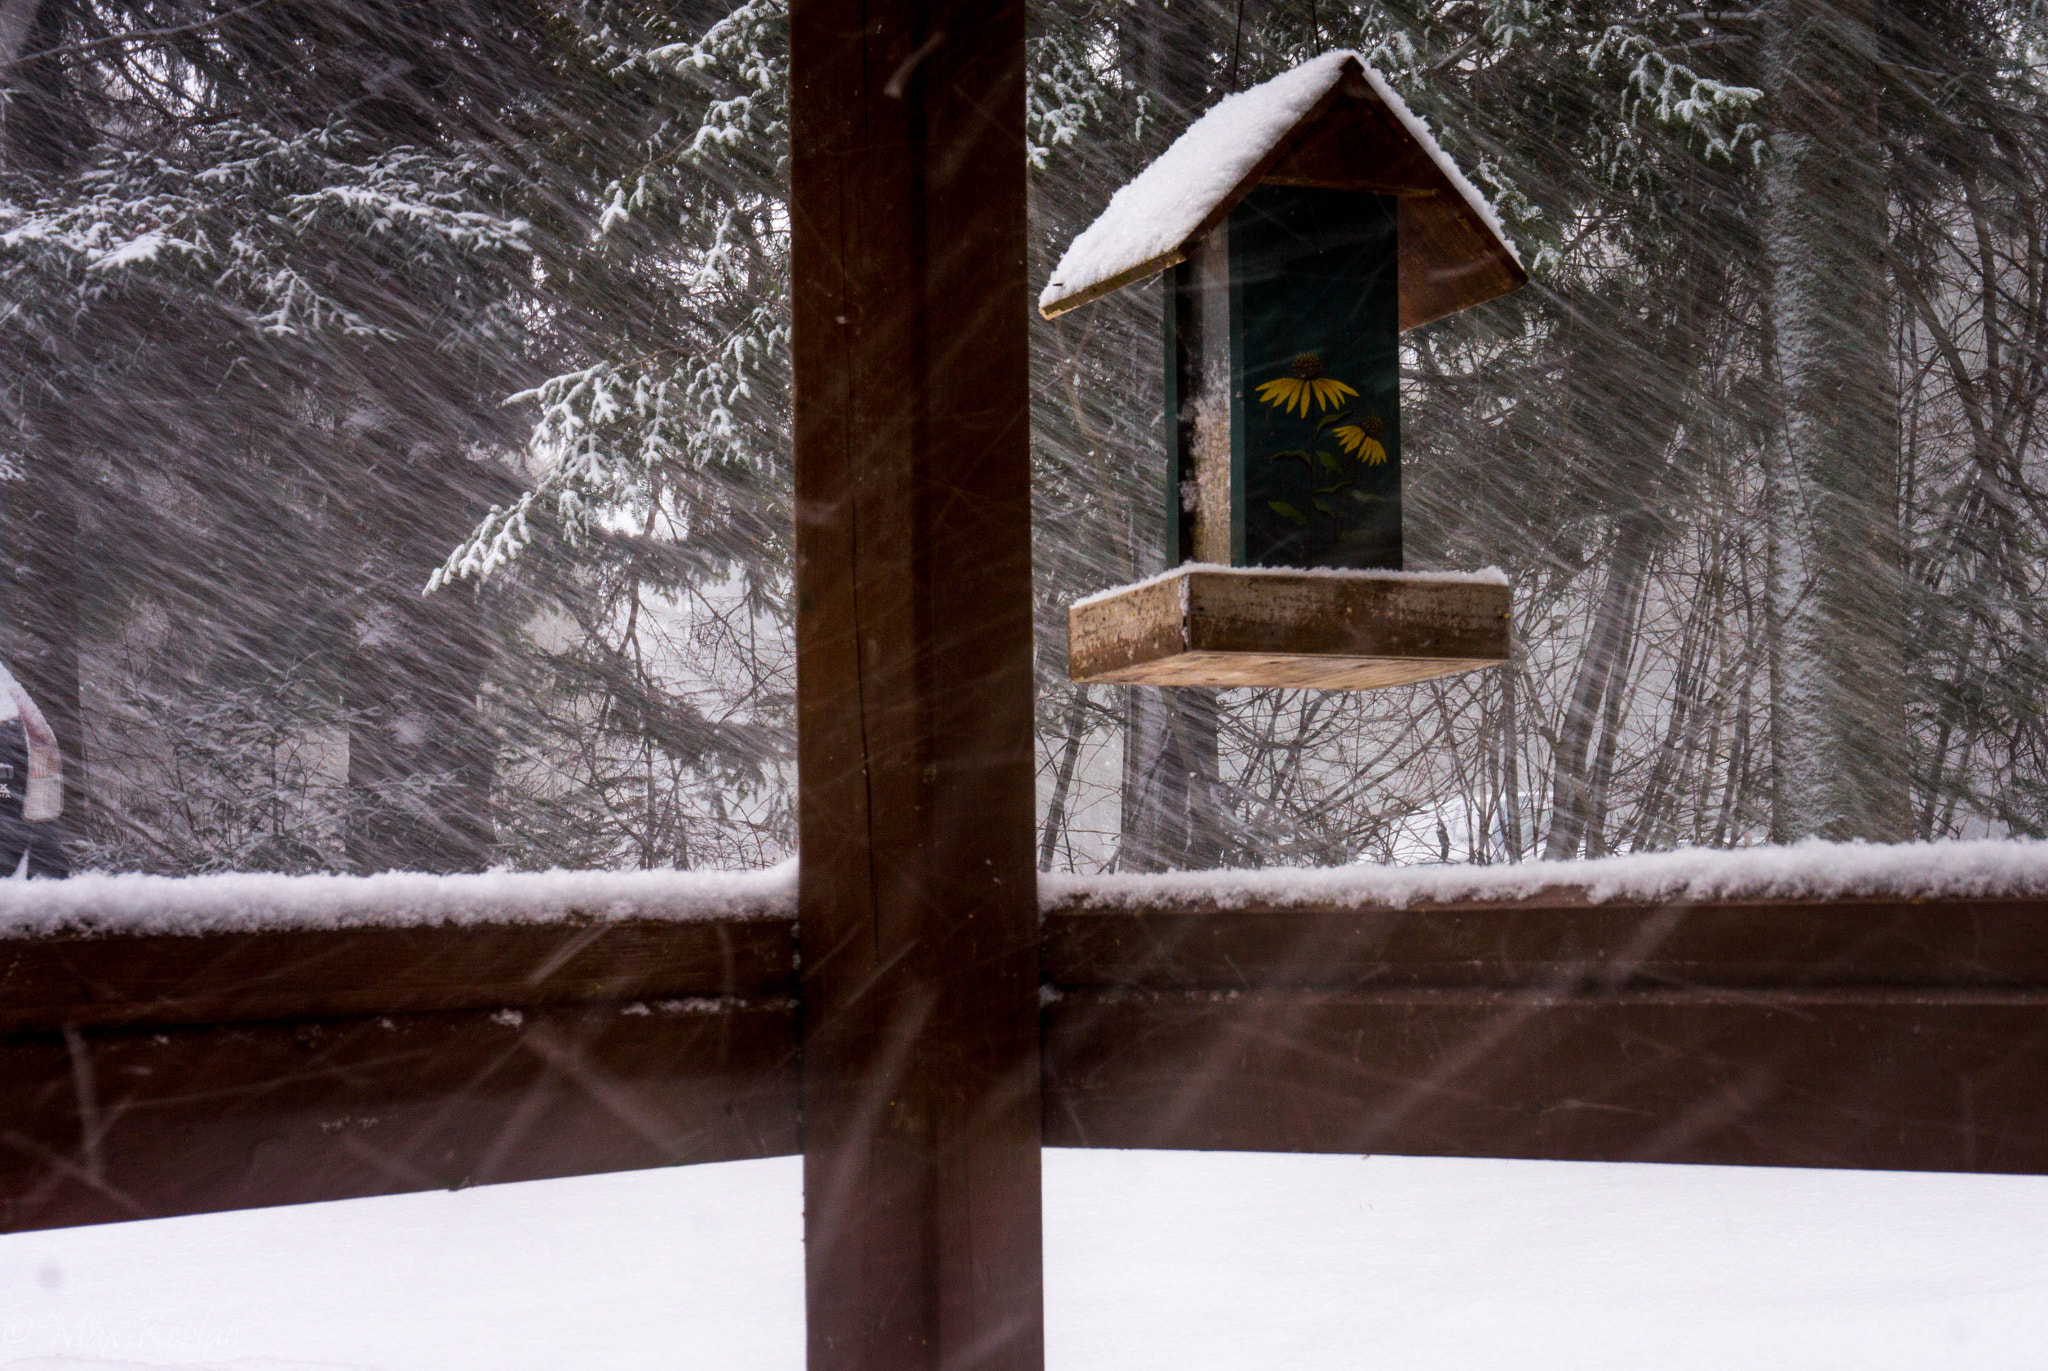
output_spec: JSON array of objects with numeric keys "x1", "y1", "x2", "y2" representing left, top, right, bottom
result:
[{"x1": 1042, "y1": 51, "x2": 1525, "y2": 690}]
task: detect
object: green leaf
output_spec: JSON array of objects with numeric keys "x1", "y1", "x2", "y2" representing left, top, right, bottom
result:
[
  {"x1": 1317, "y1": 451, "x2": 1344, "y2": 473},
  {"x1": 1313, "y1": 497, "x2": 1340, "y2": 517},
  {"x1": 1267, "y1": 500, "x2": 1310, "y2": 526}
]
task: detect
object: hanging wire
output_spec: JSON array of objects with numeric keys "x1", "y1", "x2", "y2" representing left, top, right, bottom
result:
[{"x1": 1228, "y1": 0, "x2": 1244, "y2": 90}]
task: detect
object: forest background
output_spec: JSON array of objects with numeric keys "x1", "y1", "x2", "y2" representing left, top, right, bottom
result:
[{"x1": 0, "y1": 0, "x2": 2040, "y2": 876}]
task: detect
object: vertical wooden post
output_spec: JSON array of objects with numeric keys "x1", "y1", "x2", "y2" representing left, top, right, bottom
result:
[{"x1": 789, "y1": 4, "x2": 1042, "y2": 1371}]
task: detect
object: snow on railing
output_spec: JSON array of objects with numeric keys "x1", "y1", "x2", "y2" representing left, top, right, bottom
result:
[
  {"x1": 0, "y1": 862, "x2": 796, "y2": 939},
  {"x1": 6, "y1": 840, "x2": 2048, "y2": 941},
  {"x1": 1045, "y1": 839, "x2": 2048, "y2": 911}
]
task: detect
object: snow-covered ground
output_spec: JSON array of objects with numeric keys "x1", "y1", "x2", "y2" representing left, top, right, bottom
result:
[{"x1": 3, "y1": 1149, "x2": 2045, "y2": 1369}]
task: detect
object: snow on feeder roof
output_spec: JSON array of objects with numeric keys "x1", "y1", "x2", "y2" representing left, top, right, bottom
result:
[{"x1": 1038, "y1": 52, "x2": 1526, "y2": 330}]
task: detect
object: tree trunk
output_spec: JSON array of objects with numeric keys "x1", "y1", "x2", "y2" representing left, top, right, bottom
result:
[
  {"x1": 1541, "y1": 220, "x2": 1727, "y2": 860},
  {"x1": 1039, "y1": 686, "x2": 1091, "y2": 871},
  {"x1": 1119, "y1": 688, "x2": 1226, "y2": 872},
  {"x1": 344, "y1": 434, "x2": 498, "y2": 873},
  {"x1": 1544, "y1": 509, "x2": 1656, "y2": 859},
  {"x1": 1112, "y1": 1, "x2": 1233, "y2": 874},
  {"x1": 1761, "y1": 0, "x2": 1913, "y2": 841},
  {"x1": 1499, "y1": 662, "x2": 1524, "y2": 861},
  {"x1": 1581, "y1": 570, "x2": 1644, "y2": 858},
  {"x1": 0, "y1": 0, "x2": 86, "y2": 173}
]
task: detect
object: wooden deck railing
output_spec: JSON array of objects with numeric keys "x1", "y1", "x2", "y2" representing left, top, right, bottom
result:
[{"x1": 5, "y1": 883, "x2": 2046, "y2": 1232}]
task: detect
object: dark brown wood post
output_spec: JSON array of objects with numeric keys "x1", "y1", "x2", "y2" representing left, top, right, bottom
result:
[{"x1": 789, "y1": 4, "x2": 1042, "y2": 1371}]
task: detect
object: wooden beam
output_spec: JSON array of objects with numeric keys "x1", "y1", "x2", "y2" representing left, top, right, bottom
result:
[
  {"x1": 0, "y1": 916, "x2": 795, "y2": 1031},
  {"x1": 0, "y1": 913, "x2": 801, "y2": 1234},
  {"x1": 1041, "y1": 893, "x2": 2048, "y2": 1173},
  {"x1": 789, "y1": 3, "x2": 1042, "y2": 1371},
  {"x1": 8, "y1": 886, "x2": 2044, "y2": 1236},
  {"x1": 1042, "y1": 990, "x2": 2048, "y2": 1172},
  {"x1": 1041, "y1": 892, "x2": 2048, "y2": 991},
  {"x1": 2, "y1": 1000, "x2": 800, "y2": 1234}
]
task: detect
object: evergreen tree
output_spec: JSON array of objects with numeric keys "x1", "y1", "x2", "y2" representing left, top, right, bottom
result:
[
  {"x1": 0, "y1": 2, "x2": 543, "y2": 870},
  {"x1": 9, "y1": 0, "x2": 2048, "y2": 875}
]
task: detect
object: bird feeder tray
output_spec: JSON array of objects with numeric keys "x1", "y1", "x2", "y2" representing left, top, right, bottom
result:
[{"x1": 1069, "y1": 566, "x2": 1509, "y2": 690}]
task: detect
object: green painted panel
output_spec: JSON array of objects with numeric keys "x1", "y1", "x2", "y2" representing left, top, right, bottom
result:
[{"x1": 1229, "y1": 187, "x2": 1400, "y2": 569}]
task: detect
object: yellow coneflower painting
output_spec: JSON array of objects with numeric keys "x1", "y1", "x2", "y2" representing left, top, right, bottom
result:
[
  {"x1": 1255, "y1": 352, "x2": 1357, "y2": 417},
  {"x1": 1335, "y1": 422, "x2": 1387, "y2": 465}
]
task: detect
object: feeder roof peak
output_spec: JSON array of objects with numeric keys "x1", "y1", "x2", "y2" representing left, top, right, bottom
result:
[{"x1": 1038, "y1": 52, "x2": 1526, "y2": 330}]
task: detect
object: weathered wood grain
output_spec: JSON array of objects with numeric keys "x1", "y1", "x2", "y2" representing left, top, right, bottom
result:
[
  {"x1": 0, "y1": 999, "x2": 800, "y2": 1234},
  {"x1": 0, "y1": 916, "x2": 795, "y2": 1032},
  {"x1": 1174, "y1": 230, "x2": 1236, "y2": 568},
  {"x1": 1069, "y1": 567, "x2": 1509, "y2": 687},
  {"x1": 1042, "y1": 990, "x2": 2048, "y2": 1173},
  {"x1": 789, "y1": 3, "x2": 1044, "y2": 1369},
  {"x1": 1042, "y1": 893, "x2": 2048, "y2": 991},
  {"x1": 1041, "y1": 891, "x2": 2048, "y2": 1173},
  {"x1": 2, "y1": 885, "x2": 2046, "y2": 1236},
  {"x1": 0, "y1": 911, "x2": 801, "y2": 1236}
]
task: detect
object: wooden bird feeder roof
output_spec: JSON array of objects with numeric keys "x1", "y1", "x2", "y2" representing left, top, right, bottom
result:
[{"x1": 1037, "y1": 52, "x2": 1527, "y2": 331}]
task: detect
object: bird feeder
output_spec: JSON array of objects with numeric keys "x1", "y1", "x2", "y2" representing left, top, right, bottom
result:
[{"x1": 1043, "y1": 52, "x2": 1525, "y2": 689}]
